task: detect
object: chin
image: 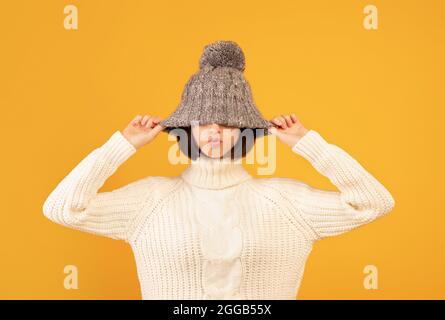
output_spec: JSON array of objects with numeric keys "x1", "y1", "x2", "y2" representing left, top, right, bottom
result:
[
  {"x1": 201, "y1": 147, "x2": 226, "y2": 159},
  {"x1": 204, "y1": 152, "x2": 222, "y2": 159}
]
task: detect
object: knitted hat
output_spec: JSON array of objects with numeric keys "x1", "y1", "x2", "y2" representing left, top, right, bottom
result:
[{"x1": 160, "y1": 40, "x2": 273, "y2": 135}]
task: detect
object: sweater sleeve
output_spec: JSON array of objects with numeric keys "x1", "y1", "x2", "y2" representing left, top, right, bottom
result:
[
  {"x1": 286, "y1": 129, "x2": 395, "y2": 240},
  {"x1": 42, "y1": 130, "x2": 153, "y2": 242}
]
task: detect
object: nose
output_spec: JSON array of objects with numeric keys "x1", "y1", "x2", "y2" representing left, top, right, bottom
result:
[{"x1": 206, "y1": 124, "x2": 222, "y2": 141}]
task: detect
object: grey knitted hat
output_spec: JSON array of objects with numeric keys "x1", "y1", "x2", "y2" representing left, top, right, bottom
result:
[{"x1": 160, "y1": 40, "x2": 273, "y2": 135}]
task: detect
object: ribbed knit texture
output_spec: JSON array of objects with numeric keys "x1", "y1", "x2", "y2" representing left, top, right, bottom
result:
[{"x1": 43, "y1": 129, "x2": 395, "y2": 299}]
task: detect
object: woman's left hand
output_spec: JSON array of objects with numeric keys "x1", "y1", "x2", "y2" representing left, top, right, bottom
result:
[{"x1": 270, "y1": 114, "x2": 310, "y2": 147}]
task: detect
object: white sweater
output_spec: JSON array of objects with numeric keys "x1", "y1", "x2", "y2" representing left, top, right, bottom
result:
[{"x1": 42, "y1": 129, "x2": 395, "y2": 299}]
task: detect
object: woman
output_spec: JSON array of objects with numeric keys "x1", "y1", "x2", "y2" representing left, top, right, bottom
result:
[{"x1": 42, "y1": 41, "x2": 395, "y2": 300}]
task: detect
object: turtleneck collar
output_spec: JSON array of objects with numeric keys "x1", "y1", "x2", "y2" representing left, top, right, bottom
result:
[{"x1": 180, "y1": 156, "x2": 252, "y2": 190}]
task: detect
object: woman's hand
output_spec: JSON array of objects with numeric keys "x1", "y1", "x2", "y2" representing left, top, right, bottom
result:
[
  {"x1": 122, "y1": 114, "x2": 165, "y2": 150},
  {"x1": 270, "y1": 114, "x2": 310, "y2": 147}
]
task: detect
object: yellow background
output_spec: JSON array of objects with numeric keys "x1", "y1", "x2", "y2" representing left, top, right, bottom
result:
[{"x1": 1, "y1": 0, "x2": 443, "y2": 299}]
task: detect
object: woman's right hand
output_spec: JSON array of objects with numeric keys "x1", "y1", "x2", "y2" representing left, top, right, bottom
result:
[{"x1": 122, "y1": 114, "x2": 165, "y2": 150}]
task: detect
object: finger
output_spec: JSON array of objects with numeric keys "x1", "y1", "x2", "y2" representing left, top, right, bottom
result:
[
  {"x1": 151, "y1": 116, "x2": 162, "y2": 125},
  {"x1": 141, "y1": 115, "x2": 150, "y2": 126},
  {"x1": 132, "y1": 115, "x2": 143, "y2": 126},
  {"x1": 146, "y1": 117, "x2": 158, "y2": 129},
  {"x1": 151, "y1": 119, "x2": 163, "y2": 129},
  {"x1": 290, "y1": 114, "x2": 298, "y2": 123},
  {"x1": 270, "y1": 117, "x2": 283, "y2": 127},
  {"x1": 270, "y1": 126, "x2": 298, "y2": 147},
  {"x1": 283, "y1": 115, "x2": 293, "y2": 127},
  {"x1": 149, "y1": 123, "x2": 164, "y2": 137},
  {"x1": 279, "y1": 115, "x2": 288, "y2": 129},
  {"x1": 273, "y1": 116, "x2": 287, "y2": 128},
  {"x1": 270, "y1": 126, "x2": 286, "y2": 138}
]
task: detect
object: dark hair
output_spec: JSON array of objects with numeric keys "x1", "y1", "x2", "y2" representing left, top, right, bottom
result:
[{"x1": 166, "y1": 126, "x2": 266, "y2": 161}]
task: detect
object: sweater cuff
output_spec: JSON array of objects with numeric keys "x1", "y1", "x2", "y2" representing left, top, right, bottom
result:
[
  {"x1": 101, "y1": 130, "x2": 137, "y2": 167},
  {"x1": 291, "y1": 130, "x2": 331, "y2": 168}
]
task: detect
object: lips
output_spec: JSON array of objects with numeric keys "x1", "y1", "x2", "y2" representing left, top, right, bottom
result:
[
  {"x1": 208, "y1": 136, "x2": 220, "y2": 141},
  {"x1": 208, "y1": 137, "x2": 222, "y2": 147},
  {"x1": 209, "y1": 140, "x2": 221, "y2": 147}
]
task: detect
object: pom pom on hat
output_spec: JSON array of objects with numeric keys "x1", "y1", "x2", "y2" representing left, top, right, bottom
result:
[{"x1": 199, "y1": 40, "x2": 246, "y2": 72}]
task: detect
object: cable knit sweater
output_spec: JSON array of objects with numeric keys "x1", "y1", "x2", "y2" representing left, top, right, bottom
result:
[{"x1": 42, "y1": 129, "x2": 395, "y2": 300}]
